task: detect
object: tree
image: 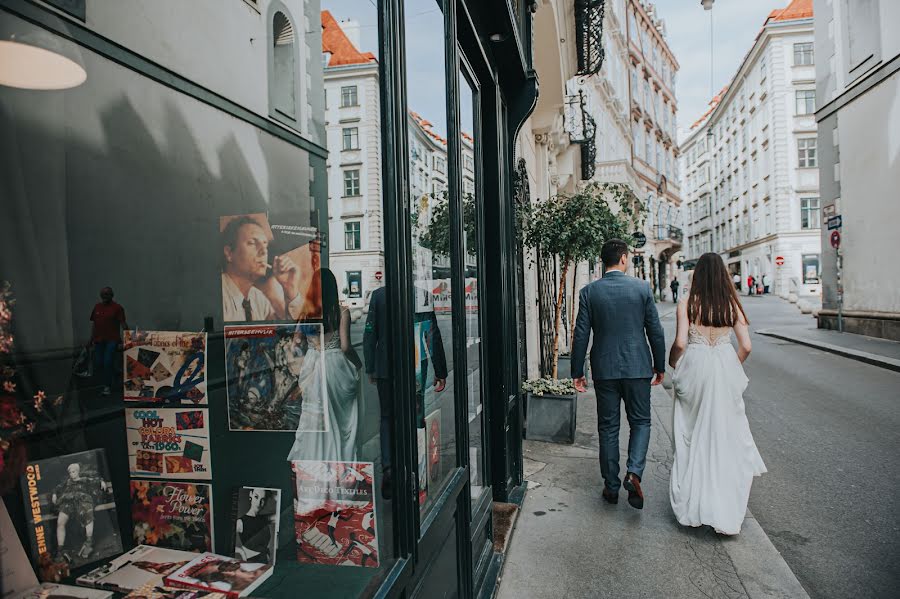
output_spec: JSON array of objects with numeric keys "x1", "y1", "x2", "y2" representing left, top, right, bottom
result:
[
  {"x1": 415, "y1": 190, "x2": 478, "y2": 257},
  {"x1": 520, "y1": 182, "x2": 642, "y2": 378}
]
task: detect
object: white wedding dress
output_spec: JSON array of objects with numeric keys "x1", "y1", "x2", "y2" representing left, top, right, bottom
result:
[{"x1": 670, "y1": 324, "x2": 766, "y2": 535}]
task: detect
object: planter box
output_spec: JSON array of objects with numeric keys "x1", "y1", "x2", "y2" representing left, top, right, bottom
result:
[{"x1": 525, "y1": 392, "x2": 577, "y2": 444}]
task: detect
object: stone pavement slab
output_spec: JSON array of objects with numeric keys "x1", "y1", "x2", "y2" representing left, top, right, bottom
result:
[{"x1": 496, "y1": 384, "x2": 809, "y2": 599}]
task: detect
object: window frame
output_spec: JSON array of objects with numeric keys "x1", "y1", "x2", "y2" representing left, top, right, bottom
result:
[
  {"x1": 800, "y1": 197, "x2": 821, "y2": 229},
  {"x1": 340, "y1": 85, "x2": 359, "y2": 108},
  {"x1": 342, "y1": 126, "x2": 360, "y2": 151},
  {"x1": 343, "y1": 169, "x2": 361, "y2": 197},
  {"x1": 795, "y1": 90, "x2": 816, "y2": 115},
  {"x1": 343, "y1": 221, "x2": 361, "y2": 251},
  {"x1": 793, "y1": 42, "x2": 814, "y2": 66},
  {"x1": 797, "y1": 137, "x2": 817, "y2": 168}
]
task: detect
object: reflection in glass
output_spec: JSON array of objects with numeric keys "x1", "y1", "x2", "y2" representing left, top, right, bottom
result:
[
  {"x1": 272, "y1": 11, "x2": 296, "y2": 117},
  {"x1": 459, "y1": 70, "x2": 484, "y2": 507},
  {"x1": 404, "y1": 0, "x2": 455, "y2": 515}
]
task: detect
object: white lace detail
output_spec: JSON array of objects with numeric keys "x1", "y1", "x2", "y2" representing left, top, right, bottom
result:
[{"x1": 688, "y1": 323, "x2": 732, "y2": 347}]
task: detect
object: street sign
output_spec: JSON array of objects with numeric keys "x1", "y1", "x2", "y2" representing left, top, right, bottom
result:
[
  {"x1": 374, "y1": 271, "x2": 383, "y2": 281},
  {"x1": 775, "y1": 255, "x2": 785, "y2": 267},
  {"x1": 830, "y1": 230, "x2": 841, "y2": 249},
  {"x1": 827, "y1": 215, "x2": 842, "y2": 230},
  {"x1": 632, "y1": 231, "x2": 647, "y2": 248}
]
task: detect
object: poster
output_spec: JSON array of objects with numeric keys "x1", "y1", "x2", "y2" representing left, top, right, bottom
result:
[
  {"x1": 123, "y1": 331, "x2": 207, "y2": 404},
  {"x1": 224, "y1": 324, "x2": 326, "y2": 432},
  {"x1": 425, "y1": 409, "x2": 442, "y2": 491},
  {"x1": 231, "y1": 487, "x2": 281, "y2": 565},
  {"x1": 130, "y1": 480, "x2": 214, "y2": 553},
  {"x1": 219, "y1": 213, "x2": 321, "y2": 323},
  {"x1": 19, "y1": 449, "x2": 122, "y2": 569},
  {"x1": 416, "y1": 427, "x2": 427, "y2": 506},
  {"x1": 126, "y1": 408, "x2": 212, "y2": 480},
  {"x1": 291, "y1": 461, "x2": 378, "y2": 568}
]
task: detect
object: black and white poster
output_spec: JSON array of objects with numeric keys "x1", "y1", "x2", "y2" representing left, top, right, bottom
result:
[{"x1": 232, "y1": 487, "x2": 281, "y2": 565}]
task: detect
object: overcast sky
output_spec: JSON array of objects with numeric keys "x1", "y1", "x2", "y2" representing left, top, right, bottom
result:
[{"x1": 648, "y1": 0, "x2": 778, "y2": 142}]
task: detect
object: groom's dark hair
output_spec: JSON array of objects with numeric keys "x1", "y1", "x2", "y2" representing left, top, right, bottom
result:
[{"x1": 601, "y1": 239, "x2": 629, "y2": 268}]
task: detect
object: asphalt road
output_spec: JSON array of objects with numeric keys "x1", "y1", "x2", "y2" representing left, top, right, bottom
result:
[{"x1": 661, "y1": 296, "x2": 900, "y2": 599}]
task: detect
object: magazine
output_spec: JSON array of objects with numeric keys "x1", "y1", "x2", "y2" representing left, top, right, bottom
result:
[
  {"x1": 123, "y1": 582, "x2": 227, "y2": 599},
  {"x1": 164, "y1": 553, "x2": 273, "y2": 598},
  {"x1": 131, "y1": 481, "x2": 214, "y2": 552},
  {"x1": 1, "y1": 501, "x2": 39, "y2": 598},
  {"x1": 19, "y1": 449, "x2": 122, "y2": 569},
  {"x1": 77, "y1": 545, "x2": 197, "y2": 594},
  {"x1": 8, "y1": 583, "x2": 112, "y2": 599},
  {"x1": 123, "y1": 331, "x2": 207, "y2": 404},
  {"x1": 291, "y1": 460, "x2": 379, "y2": 568},
  {"x1": 224, "y1": 324, "x2": 326, "y2": 432},
  {"x1": 126, "y1": 408, "x2": 212, "y2": 480},
  {"x1": 425, "y1": 409, "x2": 442, "y2": 491},
  {"x1": 231, "y1": 487, "x2": 280, "y2": 565},
  {"x1": 416, "y1": 427, "x2": 427, "y2": 506}
]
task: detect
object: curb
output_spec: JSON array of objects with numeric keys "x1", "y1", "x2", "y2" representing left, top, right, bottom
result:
[{"x1": 756, "y1": 330, "x2": 900, "y2": 373}]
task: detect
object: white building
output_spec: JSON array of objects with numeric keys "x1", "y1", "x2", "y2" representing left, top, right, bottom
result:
[
  {"x1": 680, "y1": 0, "x2": 820, "y2": 298},
  {"x1": 322, "y1": 11, "x2": 382, "y2": 309},
  {"x1": 813, "y1": 0, "x2": 900, "y2": 340}
]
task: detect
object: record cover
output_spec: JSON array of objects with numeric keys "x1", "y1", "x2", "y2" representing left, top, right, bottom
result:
[
  {"x1": 219, "y1": 213, "x2": 322, "y2": 323},
  {"x1": 8, "y1": 583, "x2": 113, "y2": 599},
  {"x1": 131, "y1": 481, "x2": 213, "y2": 552},
  {"x1": 231, "y1": 487, "x2": 280, "y2": 565},
  {"x1": 164, "y1": 553, "x2": 273, "y2": 599},
  {"x1": 224, "y1": 324, "x2": 326, "y2": 432},
  {"x1": 19, "y1": 449, "x2": 122, "y2": 569},
  {"x1": 124, "y1": 331, "x2": 207, "y2": 404},
  {"x1": 77, "y1": 545, "x2": 197, "y2": 594},
  {"x1": 126, "y1": 408, "x2": 212, "y2": 480},
  {"x1": 291, "y1": 460, "x2": 378, "y2": 568}
]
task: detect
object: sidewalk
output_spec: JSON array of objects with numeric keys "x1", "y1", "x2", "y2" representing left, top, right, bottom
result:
[{"x1": 496, "y1": 384, "x2": 809, "y2": 599}]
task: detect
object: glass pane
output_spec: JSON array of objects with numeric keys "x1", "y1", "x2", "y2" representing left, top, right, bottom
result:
[
  {"x1": 0, "y1": 1, "x2": 394, "y2": 597},
  {"x1": 459, "y1": 70, "x2": 485, "y2": 507},
  {"x1": 404, "y1": 0, "x2": 455, "y2": 516}
]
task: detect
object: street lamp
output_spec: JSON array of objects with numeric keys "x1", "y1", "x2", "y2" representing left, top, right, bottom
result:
[
  {"x1": 702, "y1": 0, "x2": 715, "y2": 100},
  {"x1": 701, "y1": 0, "x2": 715, "y2": 9}
]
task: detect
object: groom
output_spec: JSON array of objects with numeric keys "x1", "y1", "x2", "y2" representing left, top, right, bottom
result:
[{"x1": 571, "y1": 239, "x2": 665, "y2": 509}]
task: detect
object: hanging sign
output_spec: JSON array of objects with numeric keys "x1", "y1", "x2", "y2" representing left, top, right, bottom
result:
[
  {"x1": 632, "y1": 232, "x2": 647, "y2": 248},
  {"x1": 827, "y1": 215, "x2": 842, "y2": 230}
]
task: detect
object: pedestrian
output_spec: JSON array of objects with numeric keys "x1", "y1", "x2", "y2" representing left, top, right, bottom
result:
[
  {"x1": 670, "y1": 278, "x2": 680, "y2": 302},
  {"x1": 732, "y1": 272, "x2": 740, "y2": 290},
  {"x1": 89, "y1": 286, "x2": 128, "y2": 396},
  {"x1": 571, "y1": 239, "x2": 665, "y2": 509},
  {"x1": 762, "y1": 273, "x2": 771, "y2": 294},
  {"x1": 667, "y1": 252, "x2": 765, "y2": 535},
  {"x1": 747, "y1": 275, "x2": 755, "y2": 295}
]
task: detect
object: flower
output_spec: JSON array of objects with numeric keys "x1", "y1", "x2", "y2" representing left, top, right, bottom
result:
[
  {"x1": 33, "y1": 390, "x2": 46, "y2": 411},
  {"x1": 3, "y1": 381, "x2": 15, "y2": 393}
]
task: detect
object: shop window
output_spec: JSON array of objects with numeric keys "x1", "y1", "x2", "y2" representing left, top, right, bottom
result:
[
  {"x1": 342, "y1": 127, "x2": 359, "y2": 151},
  {"x1": 797, "y1": 138, "x2": 817, "y2": 168},
  {"x1": 344, "y1": 221, "x2": 361, "y2": 250},
  {"x1": 343, "y1": 169, "x2": 361, "y2": 196},
  {"x1": 341, "y1": 85, "x2": 358, "y2": 107},
  {"x1": 802, "y1": 254, "x2": 820, "y2": 284},
  {"x1": 800, "y1": 197, "x2": 820, "y2": 229}
]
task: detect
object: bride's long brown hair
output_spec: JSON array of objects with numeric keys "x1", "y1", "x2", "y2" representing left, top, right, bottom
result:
[{"x1": 687, "y1": 253, "x2": 749, "y2": 327}]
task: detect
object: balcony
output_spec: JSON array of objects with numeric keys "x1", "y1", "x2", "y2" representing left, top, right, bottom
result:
[
  {"x1": 655, "y1": 225, "x2": 683, "y2": 242},
  {"x1": 575, "y1": 1, "x2": 606, "y2": 76}
]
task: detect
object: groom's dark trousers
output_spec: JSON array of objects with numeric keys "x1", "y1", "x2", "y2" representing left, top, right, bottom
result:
[{"x1": 571, "y1": 270, "x2": 665, "y2": 493}]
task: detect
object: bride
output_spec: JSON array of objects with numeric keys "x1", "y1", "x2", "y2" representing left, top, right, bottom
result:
[{"x1": 668, "y1": 253, "x2": 766, "y2": 535}]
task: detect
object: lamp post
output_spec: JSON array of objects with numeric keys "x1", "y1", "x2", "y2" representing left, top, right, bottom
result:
[{"x1": 702, "y1": 0, "x2": 714, "y2": 99}]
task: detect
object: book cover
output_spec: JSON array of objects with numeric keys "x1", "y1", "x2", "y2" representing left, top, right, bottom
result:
[
  {"x1": 223, "y1": 324, "x2": 326, "y2": 432},
  {"x1": 291, "y1": 460, "x2": 378, "y2": 568},
  {"x1": 77, "y1": 545, "x2": 197, "y2": 594},
  {"x1": 231, "y1": 487, "x2": 280, "y2": 565},
  {"x1": 131, "y1": 481, "x2": 214, "y2": 553},
  {"x1": 8, "y1": 583, "x2": 113, "y2": 599},
  {"x1": 416, "y1": 428, "x2": 427, "y2": 506},
  {"x1": 164, "y1": 553, "x2": 273, "y2": 599},
  {"x1": 19, "y1": 449, "x2": 122, "y2": 569},
  {"x1": 425, "y1": 409, "x2": 442, "y2": 491},
  {"x1": 1, "y1": 501, "x2": 39, "y2": 598},
  {"x1": 126, "y1": 408, "x2": 212, "y2": 480},
  {"x1": 123, "y1": 582, "x2": 227, "y2": 599},
  {"x1": 123, "y1": 331, "x2": 207, "y2": 404}
]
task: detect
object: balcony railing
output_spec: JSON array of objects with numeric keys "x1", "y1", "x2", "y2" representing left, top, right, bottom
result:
[
  {"x1": 655, "y1": 225, "x2": 683, "y2": 242},
  {"x1": 575, "y1": 1, "x2": 606, "y2": 76}
]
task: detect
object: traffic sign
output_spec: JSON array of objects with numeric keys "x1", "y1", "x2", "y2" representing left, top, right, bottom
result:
[
  {"x1": 775, "y1": 255, "x2": 785, "y2": 267},
  {"x1": 827, "y1": 215, "x2": 842, "y2": 230},
  {"x1": 374, "y1": 271, "x2": 383, "y2": 281},
  {"x1": 632, "y1": 231, "x2": 647, "y2": 248},
  {"x1": 830, "y1": 230, "x2": 841, "y2": 249}
]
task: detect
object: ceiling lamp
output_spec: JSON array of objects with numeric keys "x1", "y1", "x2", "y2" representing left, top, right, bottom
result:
[
  {"x1": 701, "y1": 0, "x2": 715, "y2": 10},
  {"x1": 0, "y1": 30, "x2": 86, "y2": 90}
]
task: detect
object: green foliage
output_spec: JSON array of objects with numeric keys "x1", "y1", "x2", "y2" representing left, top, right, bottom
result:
[
  {"x1": 413, "y1": 191, "x2": 478, "y2": 257},
  {"x1": 522, "y1": 377, "x2": 576, "y2": 396},
  {"x1": 519, "y1": 182, "x2": 642, "y2": 263}
]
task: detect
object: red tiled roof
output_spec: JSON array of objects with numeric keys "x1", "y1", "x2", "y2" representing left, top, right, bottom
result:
[
  {"x1": 767, "y1": 0, "x2": 812, "y2": 23},
  {"x1": 321, "y1": 10, "x2": 376, "y2": 67},
  {"x1": 690, "y1": 85, "x2": 729, "y2": 130}
]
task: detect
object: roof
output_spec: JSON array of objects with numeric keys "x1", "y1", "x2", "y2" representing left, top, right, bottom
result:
[
  {"x1": 766, "y1": 0, "x2": 813, "y2": 23},
  {"x1": 321, "y1": 10, "x2": 376, "y2": 67},
  {"x1": 690, "y1": 85, "x2": 728, "y2": 130}
]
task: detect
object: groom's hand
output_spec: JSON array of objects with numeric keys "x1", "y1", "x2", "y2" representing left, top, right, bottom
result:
[
  {"x1": 573, "y1": 377, "x2": 587, "y2": 393},
  {"x1": 651, "y1": 371, "x2": 665, "y2": 386}
]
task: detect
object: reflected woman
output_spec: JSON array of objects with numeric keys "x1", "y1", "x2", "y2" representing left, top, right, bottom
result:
[{"x1": 287, "y1": 268, "x2": 362, "y2": 462}]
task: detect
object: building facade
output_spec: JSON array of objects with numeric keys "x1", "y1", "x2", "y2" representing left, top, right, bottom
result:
[
  {"x1": 680, "y1": 0, "x2": 821, "y2": 298},
  {"x1": 0, "y1": 0, "x2": 540, "y2": 597},
  {"x1": 625, "y1": 0, "x2": 682, "y2": 299},
  {"x1": 813, "y1": 0, "x2": 900, "y2": 340}
]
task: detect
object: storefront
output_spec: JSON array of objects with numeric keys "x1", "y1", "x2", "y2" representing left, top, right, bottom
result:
[{"x1": 0, "y1": 0, "x2": 535, "y2": 597}]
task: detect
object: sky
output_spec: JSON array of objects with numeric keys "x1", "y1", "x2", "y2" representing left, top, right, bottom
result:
[{"x1": 648, "y1": 0, "x2": 780, "y2": 142}]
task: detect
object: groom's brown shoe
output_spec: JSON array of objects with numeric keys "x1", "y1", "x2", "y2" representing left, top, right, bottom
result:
[
  {"x1": 602, "y1": 488, "x2": 618, "y2": 504},
  {"x1": 623, "y1": 473, "x2": 644, "y2": 509}
]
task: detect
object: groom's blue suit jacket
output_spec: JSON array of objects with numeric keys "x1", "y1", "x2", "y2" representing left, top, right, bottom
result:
[{"x1": 570, "y1": 270, "x2": 666, "y2": 381}]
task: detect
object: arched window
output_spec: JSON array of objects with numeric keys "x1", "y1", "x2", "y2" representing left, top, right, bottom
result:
[{"x1": 271, "y1": 11, "x2": 296, "y2": 118}]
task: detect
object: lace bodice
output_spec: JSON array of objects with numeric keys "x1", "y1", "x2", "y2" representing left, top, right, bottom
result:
[
  {"x1": 688, "y1": 323, "x2": 732, "y2": 347},
  {"x1": 308, "y1": 331, "x2": 342, "y2": 351}
]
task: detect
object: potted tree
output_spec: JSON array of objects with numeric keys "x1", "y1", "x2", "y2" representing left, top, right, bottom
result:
[{"x1": 519, "y1": 183, "x2": 641, "y2": 444}]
